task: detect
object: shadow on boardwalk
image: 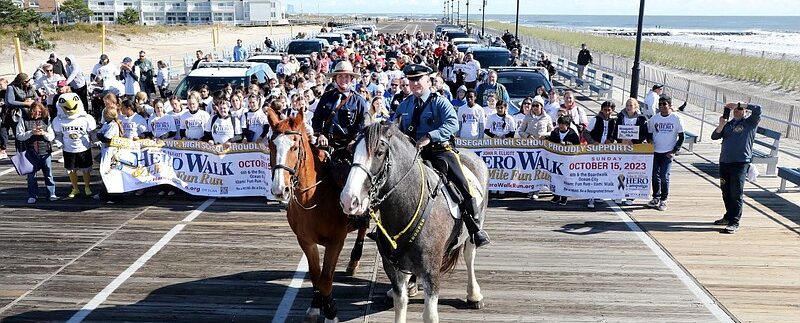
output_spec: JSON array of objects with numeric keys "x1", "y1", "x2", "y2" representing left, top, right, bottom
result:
[{"x1": 1, "y1": 271, "x2": 391, "y2": 323}]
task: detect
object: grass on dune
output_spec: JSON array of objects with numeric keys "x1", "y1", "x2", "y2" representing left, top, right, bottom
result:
[{"x1": 485, "y1": 21, "x2": 800, "y2": 91}]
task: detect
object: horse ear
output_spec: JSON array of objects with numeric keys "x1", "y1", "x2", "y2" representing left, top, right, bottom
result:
[
  {"x1": 290, "y1": 110, "x2": 304, "y2": 129},
  {"x1": 265, "y1": 108, "x2": 280, "y2": 128}
]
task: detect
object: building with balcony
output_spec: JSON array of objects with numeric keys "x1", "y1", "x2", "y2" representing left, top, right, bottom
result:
[{"x1": 87, "y1": 0, "x2": 287, "y2": 25}]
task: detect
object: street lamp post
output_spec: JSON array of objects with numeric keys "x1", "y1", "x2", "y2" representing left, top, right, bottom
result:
[
  {"x1": 481, "y1": 0, "x2": 486, "y2": 38},
  {"x1": 514, "y1": 0, "x2": 519, "y2": 39},
  {"x1": 451, "y1": 0, "x2": 455, "y2": 25},
  {"x1": 457, "y1": 0, "x2": 460, "y2": 26},
  {"x1": 465, "y1": 1, "x2": 469, "y2": 34},
  {"x1": 630, "y1": 0, "x2": 646, "y2": 98}
]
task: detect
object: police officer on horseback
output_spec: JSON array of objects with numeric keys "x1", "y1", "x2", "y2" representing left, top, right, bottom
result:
[
  {"x1": 394, "y1": 64, "x2": 491, "y2": 248},
  {"x1": 312, "y1": 61, "x2": 370, "y2": 181}
]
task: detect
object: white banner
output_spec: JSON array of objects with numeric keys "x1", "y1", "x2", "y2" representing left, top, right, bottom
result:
[
  {"x1": 616, "y1": 125, "x2": 640, "y2": 140},
  {"x1": 457, "y1": 138, "x2": 654, "y2": 199},
  {"x1": 100, "y1": 138, "x2": 273, "y2": 197}
]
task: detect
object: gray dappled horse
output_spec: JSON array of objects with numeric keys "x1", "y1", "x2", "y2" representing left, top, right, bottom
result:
[{"x1": 340, "y1": 122, "x2": 487, "y2": 323}]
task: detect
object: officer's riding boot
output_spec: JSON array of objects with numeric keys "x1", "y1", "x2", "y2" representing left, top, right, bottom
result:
[{"x1": 462, "y1": 197, "x2": 490, "y2": 248}]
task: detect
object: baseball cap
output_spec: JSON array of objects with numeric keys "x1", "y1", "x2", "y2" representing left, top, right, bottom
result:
[
  {"x1": 122, "y1": 57, "x2": 133, "y2": 63},
  {"x1": 652, "y1": 83, "x2": 664, "y2": 90},
  {"x1": 99, "y1": 54, "x2": 109, "y2": 61}
]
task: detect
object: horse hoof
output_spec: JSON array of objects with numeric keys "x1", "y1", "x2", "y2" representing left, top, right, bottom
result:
[
  {"x1": 465, "y1": 299, "x2": 484, "y2": 309},
  {"x1": 345, "y1": 262, "x2": 359, "y2": 276}
]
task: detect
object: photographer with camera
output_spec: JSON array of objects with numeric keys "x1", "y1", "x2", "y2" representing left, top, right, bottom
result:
[{"x1": 711, "y1": 101, "x2": 762, "y2": 234}]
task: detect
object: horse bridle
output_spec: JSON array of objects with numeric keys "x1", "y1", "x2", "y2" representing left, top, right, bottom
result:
[
  {"x1": 271, "y1": 130, "x2": 306, "y2": 194},
  {"x1": 351, "y1": 138, "x2": 420, "y2": 211}
]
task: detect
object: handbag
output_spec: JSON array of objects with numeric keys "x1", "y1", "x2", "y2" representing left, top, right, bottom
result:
[{"x1": 10, "y1": 148, "x2": 43, "y2": 176}]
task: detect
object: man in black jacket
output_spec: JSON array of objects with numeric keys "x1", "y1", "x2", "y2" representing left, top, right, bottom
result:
[{"x1": 577, "y1": 43, "x2": 593, "y2": 80}]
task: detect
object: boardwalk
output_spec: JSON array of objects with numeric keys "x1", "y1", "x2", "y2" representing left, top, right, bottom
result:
[{"x1": 0, "y1": 20, "x2": 799, "y2": 323}]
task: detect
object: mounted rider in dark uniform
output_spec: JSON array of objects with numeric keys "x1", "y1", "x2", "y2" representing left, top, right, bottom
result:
[
  {"x1": 311, "y1": 61, "x2": 370, "y2": 185},
  {"x1": 393, "y1": 64, "x2": 491, "y2": 248}
]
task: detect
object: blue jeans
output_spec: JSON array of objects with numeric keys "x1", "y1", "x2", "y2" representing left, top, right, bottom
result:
[
  {"x1": 720, "y1": 162, "x2": 748, "y2": 225},
  {"x1": 651, "y1": 152, "x2": 673, "y2": 200},
  {"x1": 27, "y1": 153, "x2": 55, "y2": 198}
]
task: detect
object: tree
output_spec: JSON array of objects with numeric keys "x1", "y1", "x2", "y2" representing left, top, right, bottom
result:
[
  {"x1": 117, "y1": 7, "x2": 139, "y2": 25},
  {"x1": 60, "y1": 0, "x2": 93, "y2": 22},
  {"x1": 0, "y1": 0, "x2": 47, "y2": 26}
]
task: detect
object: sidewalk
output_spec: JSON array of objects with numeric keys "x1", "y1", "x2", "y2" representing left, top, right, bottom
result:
[{"x1": 565, "y1": 79, "x2": 800, "y2": 322}]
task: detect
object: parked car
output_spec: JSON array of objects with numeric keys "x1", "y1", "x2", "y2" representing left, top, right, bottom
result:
[
  {"x1": 435, "y1": 24, "x2": 460, "y2": 35},
  {"x1": 442, "y1": 29, "x2": 469, "y2": 40},
  {"x1": 494, "y1": 66, "x2": 553, "y2": 114},
  {"x1": 246, "y1": 54, "x2": 283, "y2": 72},
  {"x1": 173, "y1": 62, "x2": 276, "y2": 100},
  {"x1": 285, "y1": 39, "x2": 330, "y2": 55},
  {"x1": 450, "y1": 37, "x2": 479, "y2": 46},
  {"x1": 315, "y1": 32, "x2": 346, "y2": 46}
]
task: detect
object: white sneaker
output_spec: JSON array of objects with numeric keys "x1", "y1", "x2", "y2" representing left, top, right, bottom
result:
[
  {"x1": 647, "y1": 198, "x2": 660, "y2": 208},
  {"x1": 527, "y1": 192, "x2": 539, "y2": 200},
  {"x1": 27, "y1": 197, "x2": 36, "y2": 204},
  {"x1": 49, "y1": 195, "x2": 59, "y2": 201},
  {"x1": 0, "y1": 151, "x2": 8, "y2": 159},
  {"x1": 587, "y1": 199, "x2": 595, "y2": 209},
  {"x1": 657, "y1": 200, "x2": 668, "y2": 211},
  {"x1": 55, "y1": 157, "x2": 64, "y2": 163}
]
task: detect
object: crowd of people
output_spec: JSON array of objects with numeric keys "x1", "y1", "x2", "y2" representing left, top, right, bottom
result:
[{"x1": 0, "y1": 24, "x2": 762, "y2": 234}]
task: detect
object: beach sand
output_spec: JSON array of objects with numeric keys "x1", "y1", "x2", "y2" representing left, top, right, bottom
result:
[{"x1": 0, "y1": 24, "x2": 320, "y2": 80}]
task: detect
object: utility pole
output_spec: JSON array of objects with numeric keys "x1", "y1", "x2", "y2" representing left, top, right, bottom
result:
[
  {"x1": 630, "y1": 0, "x2": 646, "y2": 98},
  {"x1": 481, "y1": 0, "x2": 486, "y2": 38},
  {"x1": 456, "y1": 0, "x2": 460, "y2": 26},
  {"x1": 514, "y1": 0, "x2": 520, "y2": 39},
  {"x1": 465, "y1": 0, "x2": 469, "y2": 34},
  {"x1": 451, "y1": 0, "x2": 454, "y2": 25}
]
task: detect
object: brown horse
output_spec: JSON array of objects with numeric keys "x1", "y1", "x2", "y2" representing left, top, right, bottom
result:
[{"x1": 266, "y1": 109, "x2": 367, "y2": 323}]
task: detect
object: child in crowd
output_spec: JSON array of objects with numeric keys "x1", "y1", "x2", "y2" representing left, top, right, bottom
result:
[
  {"x1": 456, "y1": 89, "x2": 485, "y2": 139},
  {"x1": 146, "y1": 99, "x2": 176, "y2": 140},
  {"x1": 167, "y1": 96, "x2": 185, "y2": 139},
  {"x1": 485, "y1": 100, "x2": 516, "y2": 138},
  {"x1": 180, "y1": 92, "x2": 211, "y2": 140},
  {"x1": 204, "y1": 99, "x2": 242, "y2": 146},
  {"x1": 548, "y1": 115, "x2": 581, "y2": 206},
  {"x1": 119, "y1": 99, "x2": 148, "y2": 140},
  {"x1": 94, "y1": 106, "x2": 124, "y2": 203}
]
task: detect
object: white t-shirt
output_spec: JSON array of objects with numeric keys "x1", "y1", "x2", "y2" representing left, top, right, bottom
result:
[
  {"x1": 119, "y1": 113, "x2": 148, "y2": 139},
  {"x1": 180, "y1": 109, "x2": 211, "y2": 140},
  {"x1": 205, "y1": 115, "x2": 242, "y2": 144},
  {"x1": 167, "y1": 110, "x2": 186, "y2": 139},
  {"x1": 98, "y1": 121, "x2": 121, "y2": 155},
  {"x1": 53, "y1": 114, "x2": 97, "y2": 153},
  {"x1": 588, "y1": 117, "x2": 611, "y2": 143},
  {"x1": 643, "y1": 91, "x2": 659, "y2": 118},
  {"x1": 486, "y1": 113, "x2": 516, "y2": 138},
  {"x1": 148, "y1": 114, "x2": 177, "y2": 139},
  {"x1": 241, "y1": 109, "x2": 269, "y2": 141},
  {"x1": 513, "y1": 113, "x2": 527, "y2": 137},
  {"x1": 463, "y1": 59, "x2": 480, "y2": 82},
  {"x1": 92, "y1": 63, "x2": 120, "y2": 81},
  {"x1": 647, "y1": 113, "x2": 684, "y2": 153},
  {"x1": 456, "y1": 103, "x2": 486, "y2": 139}
]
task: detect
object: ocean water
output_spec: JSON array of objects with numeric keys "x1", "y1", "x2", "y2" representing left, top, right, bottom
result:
[{"x1": 414, "y1": 14, "x2": 800, "y2": 58}]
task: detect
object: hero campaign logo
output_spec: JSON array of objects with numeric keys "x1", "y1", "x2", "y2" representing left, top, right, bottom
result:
[
  {"x1": 654, "y1": 121, "x2": 676, "y2": 133},
  {"x1": 617, "y1": 173, "x2": 649, "y2": 191}
]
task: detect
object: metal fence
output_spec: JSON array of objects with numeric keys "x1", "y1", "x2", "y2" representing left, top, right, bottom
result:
[{"x1": 490, "y1": 28, "x2": 800, "y2": 141}]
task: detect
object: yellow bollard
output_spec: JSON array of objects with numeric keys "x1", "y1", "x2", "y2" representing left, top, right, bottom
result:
[
  {"x1": 14, "y1": 37, "x2": 24, "y2": 73},
  {"x1": 212, "y1": 25, "x2": 217, "y2": 51},
  {"x1": 101, "y1": 24, "x2": 106, "y2": 54}
]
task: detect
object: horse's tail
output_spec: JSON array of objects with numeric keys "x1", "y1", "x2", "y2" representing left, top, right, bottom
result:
[{"x1": 439, "y1": 244, "x2": 463, "y2": 275}]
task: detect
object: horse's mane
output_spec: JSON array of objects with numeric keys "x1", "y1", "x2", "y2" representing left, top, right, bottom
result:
[{"x1": 363, "y1": 121, "x2": 416, "y2": 155}]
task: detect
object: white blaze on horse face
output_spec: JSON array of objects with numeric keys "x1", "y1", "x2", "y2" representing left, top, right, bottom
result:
[
  {"x1": 340, "y1": 139, "x2": 370, "y2": 215},
  {"x1": 271, "y1": 134, "x2": 293, "y2": 200}
]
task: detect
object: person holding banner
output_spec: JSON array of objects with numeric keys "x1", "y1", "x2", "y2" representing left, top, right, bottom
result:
[
  {"x1": 711, "y1": 101, "x2": 762, "y2": 234},
  {"x1": 180, "y1": 92, "x2": 211, "y2": 141},
  {"x1": 119, "y1": 100, "x2": 148, "y2": 140},
  {"x1": 646, "y1": 95, "x2": 685, "y2": 211},
  {"x1": 93, "y1": 106, "x2": 126, "y2": 203},
  {"x1": 167, "y1": 96, "x2": 185, "y2": 140},
  {"x1": 517, "y1": 96, "x2": 553, "y2": 140},
  {"x1": 484, "y1": 101, "x2": 516, "y2": 139},
  {"x1": 204, "y1": 100, "x2": 243, "y2": 146},
  {"x1": 585, "y1": 100, "x2": 618, "y2": 209},
  {"x1": 548, "y1": 115, "x2": 581, "y2": 206},
  {"x1": 611, "y1": 98, "x2": 650, "y2": 206},
  {"x1": 512, "y1": 97, "x2": 533, "y2": 136},
  {"x1": 16, "y1": 102, "x2": 57, "y2": 204},
  {"x1": 145, "y1": 99, "x2": 177, "y2": 140}
]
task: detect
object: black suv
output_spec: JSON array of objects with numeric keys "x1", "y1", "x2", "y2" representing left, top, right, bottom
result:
[{"x1": 494, "y1": 67, "x2": 553, "y2": 114}]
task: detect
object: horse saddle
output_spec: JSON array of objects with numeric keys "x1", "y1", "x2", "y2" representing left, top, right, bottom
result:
[{"x1": 422, "y1": 160, "x2": 485, "y2": 221}]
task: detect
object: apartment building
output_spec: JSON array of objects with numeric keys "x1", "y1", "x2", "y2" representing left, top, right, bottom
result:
[{"x1": 87, "y1": 0, "x2": 287, "y2": 25}]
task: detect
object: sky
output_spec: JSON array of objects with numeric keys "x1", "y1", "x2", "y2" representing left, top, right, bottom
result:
[{"x1": 286, "y1": 0, "x2": 800, "y2": 16}]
